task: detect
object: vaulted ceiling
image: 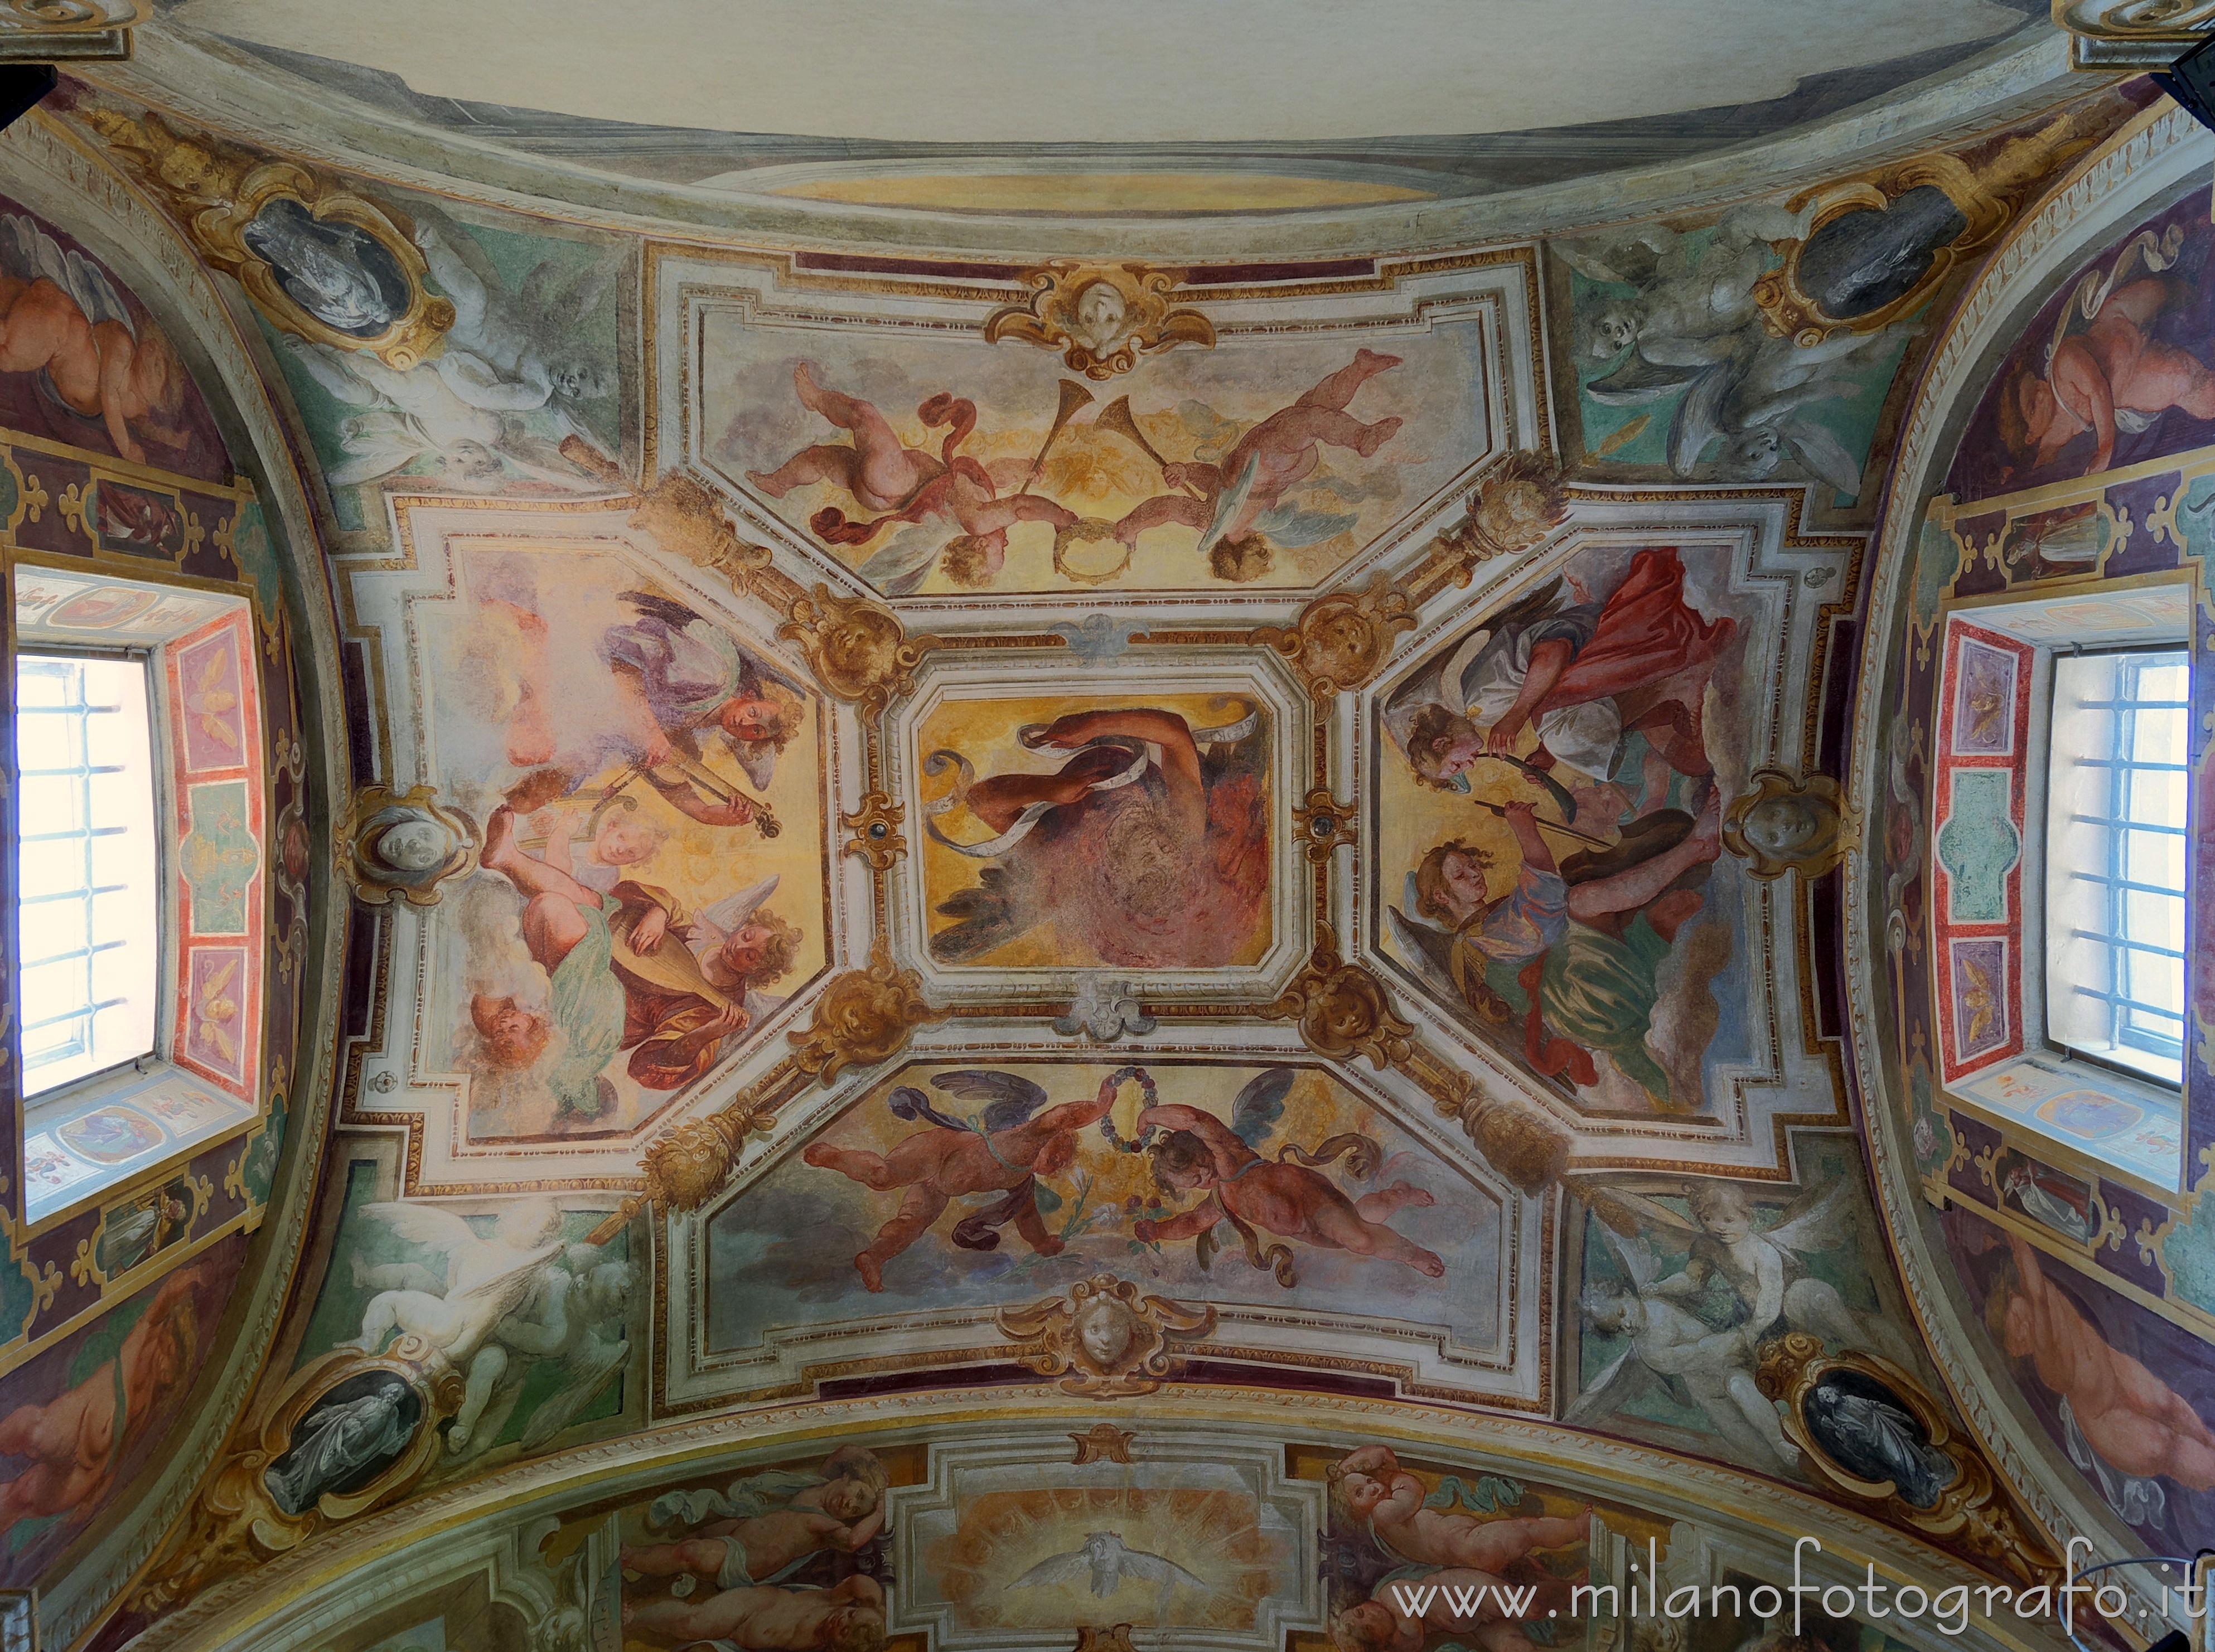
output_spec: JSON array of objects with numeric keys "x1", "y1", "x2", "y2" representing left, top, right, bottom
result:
[{"x1": 0, "y1": 9, "x2": 2210, "y2": 1652}]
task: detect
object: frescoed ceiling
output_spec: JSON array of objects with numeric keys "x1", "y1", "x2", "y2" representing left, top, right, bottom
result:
[{"x1": 0, "y1": 13, "x2": 2209, "y2": 1652}]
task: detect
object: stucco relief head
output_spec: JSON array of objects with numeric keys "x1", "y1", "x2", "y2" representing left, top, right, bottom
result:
[
  {"x1": 1072, "y1": 279, "x2": 1130, "y2": 352},
  {"x1": 1740, "y1": 796, "x2": 1820, "y2": 857},
  {"x1": 1074, "y1": 1294, "x2": 1138, "y2": 1370},
  {"x1": 375, "y1": 817, "x2": 457, "y2": 873}
]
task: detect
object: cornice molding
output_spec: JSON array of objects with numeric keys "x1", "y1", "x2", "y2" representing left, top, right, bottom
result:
[
  {"x1": 74, "y1": 25, "x2": 2099, "y2": 262},
  {"x1": 129, "y1": 1388, "x2": 2067, "y2": 1652}
]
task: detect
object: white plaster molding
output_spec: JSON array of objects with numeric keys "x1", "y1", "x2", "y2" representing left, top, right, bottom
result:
[{"x1": 79, "y1": 25, "x2": 2089, "y2": 265}]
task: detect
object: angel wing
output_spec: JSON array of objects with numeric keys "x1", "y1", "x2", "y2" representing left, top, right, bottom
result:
[
  {"x1": 1249, "y1": 498, "x2": 1358, "y2": 548},
  {"x1": 1589, "y1": 350, "x2": 1713, "y2": 410},
  {"x1": 359, "y1": 1201, "x2": 495, "y2": 1288},
  {"x1": 1120, "y1": 1549, "x2": 1207, "y2": 1589},
  {"x1": 204, "y1": 957, "x2": 238, "y2": 994},
  {"x1": 696, "y1": 876, "x2": 780, "y2": 947},
  {"x1": 1665, "y1": 358, "x2": 1740, "y2": 478},
  {"x1": 517, "y1": 1330, "x2": 630, "y2": 1453},
  {"x1": 1564, "y1": 1340, "x2": 1662, "y2": 1426},
  {"x1": 1379, "y1": 623, "x2": 1497, "y2": 774},
  {"x1": 1759, "y1": 1175, "x2": 1858, "y2": 1262},
  {"x1": 859, "y1": 522, "x2": 947, "y2": 598},
  {"x1": 60, "y1": 245, "x2": 133, "y2": 337},
  {"x1": 1009, "y1": 1549, "x2": 1096, "y2": 1590},
  {"x1": 0, "y1": 215, "x2": 132, "y2": 337},
  {"x1": 931, "y1": 1069, "x2": 1050, "y2": 1134},
  {"x1": 1555, "y1": 227, "x2": 1675, "y2": 290},
  {"x1": 1586, "y1": 1190, "x2": 1703, "y2": 1259},
  {"x1": 1773, "y1": 416, "x2": 1864, "y2": 497},
  {"x1": 1597, "y1": 1220, "x2": 1663, "y2": 1293},
  {"x1": 1229, "y1": 1068, "x2": 1296, "y2": 1149},
  {"x1": 520, "y1": 248, "x2": 623, "y2": 340}
]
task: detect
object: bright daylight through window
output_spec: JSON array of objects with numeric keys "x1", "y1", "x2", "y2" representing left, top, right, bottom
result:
[
  {"x1": 14, "y1": 652, "x2": 159, "y2": 1097},
  {"x1": 2044, "y1": 648, "x2": 2189, "y2": 1087}
]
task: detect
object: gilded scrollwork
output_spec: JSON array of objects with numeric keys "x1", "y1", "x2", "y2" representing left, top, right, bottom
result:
[
  {"x1": 342, "y1": 783, "x2": 477, "y2": 908},
  {"x1": 780, "y1": 584, "x2": 938, "y2": 719},
  {"x1": 1261, "y1": 926, "x2": 1415, "y2": 1070},
  {"x1": 133, "y1": 1346, "x2": 462, "y2": 1612},
  {"x1": 1292, "y1": 787, "x2": 1357, "y2": 863},
  {"x1": 1752, "y1": 114, "x2": 2096, "y2": 346},
  {"x1": 2056, "y1": 0, "x2": 2215, "y2": 62},
  {"x1": 1251, "y1": 572, "x2": 1416, "y2": 701},
  {"x1": 83, "y1": 108, "x2": 456, "y2": 370},
  {"x1": 1069, "y1": 1422, "x2": 1138, "y2": 1463},
  {"x1": 983, "y1": 260, "x2": 1216, "y2": 380},
  {"x1": 841, "y1": 789, "x2": 908, "y2": 869},
  {"x1": 789, "y1": 935, "x2": 947, "y2": 1085},
  {"x1": 996, "y1": 1274, "x2": 1216, "y2": 1397},
  {"x1": 1756, "y1": 1335, "x2": 2059, "y2": 1586}
]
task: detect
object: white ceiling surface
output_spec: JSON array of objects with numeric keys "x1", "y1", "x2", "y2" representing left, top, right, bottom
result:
[{"x1": 175, "y1": 0, "x2": 2028, "y2": 145}]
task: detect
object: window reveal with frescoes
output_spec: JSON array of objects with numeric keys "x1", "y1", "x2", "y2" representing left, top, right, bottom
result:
[
  {"x1": 10, "y1": 565, "x2": 265, "y2": 1219},
  {"x1": 1926, "y1": 585, "x2": 2190, "y2": 1193}
]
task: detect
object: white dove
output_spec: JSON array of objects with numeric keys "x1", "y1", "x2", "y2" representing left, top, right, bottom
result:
[{"x1": 1009, "y1": 1532, "x2": 1205, "y2": 1598}]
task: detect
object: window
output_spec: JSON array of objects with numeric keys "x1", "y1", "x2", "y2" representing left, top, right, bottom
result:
[
  {"x1": 14, "y1": 652, "x2": 159, "y2": 1096},
  {"x1": 2044, "y1": 648, "x2": 2189, "y2": 1087}
]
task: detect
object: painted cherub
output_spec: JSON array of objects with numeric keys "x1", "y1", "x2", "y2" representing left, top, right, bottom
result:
[
  {"x1": 1110, "y1": 350, "x2": 1401, "y2": 582},
  {"x1": 804, "y1": 1071, "x2": 1124, "y2": 1290},
  {"x1": 1988, "y1": 1232, "x2": 2215, "y2": 1491},
  {"x1": 1332, "y1": 1558, "x2": 1583, "y2": 1652},
  {"x1": 538, "y1": 805, "x2": 668, "y2": 893},
  {"x1": 1131, "y1": 1070, "x2": 1444, "y2": 1282},
  {"x1": 1332, "y1": 1445, "x2": 1590, "y2": 1569},
  {"x1": 1596, "y1": 1180, "x2": 1917, "y2": 1373},
  {"x1": 623, "y1": 1574, "x2": 885, "y2": 1652},
  {"x1": 746, "y1": 364, "x2": 1079, "y2": 587},
  {"x1": 623, "y1": 1447, "x2": 888, "y2": 1592},
  {"x1": 1998, "y1": 225, "x2": 2215, "y2": 477},
  {"x1": 0, "y1": 213, "x2": 192, "y2": 467}
]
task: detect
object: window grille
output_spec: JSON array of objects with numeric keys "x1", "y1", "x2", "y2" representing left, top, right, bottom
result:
[
  {"x1": 2045, "y1": 649, "x2": 2189, "y2": 1086},
  {"x1": 14, "y1": 653, "x2": 158, "y2": 1096}
]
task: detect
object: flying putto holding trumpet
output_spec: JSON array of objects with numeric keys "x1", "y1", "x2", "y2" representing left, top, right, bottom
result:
[{"x1": 739, "y1": 348, "x2": 1409, "y2": 590}]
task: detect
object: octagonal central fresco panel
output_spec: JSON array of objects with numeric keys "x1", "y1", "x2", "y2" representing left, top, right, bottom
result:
[
  {"x1": 1362, "y1": 494, "x2": 1855, "y2": 1173},
  {"x1": 882, "y1": 650, "x2": 1310, "y2": 1005}
]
